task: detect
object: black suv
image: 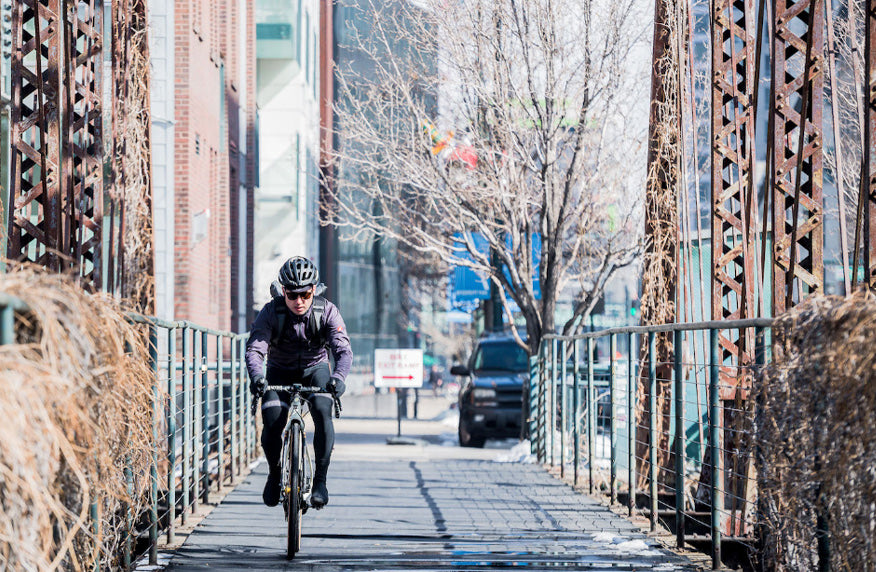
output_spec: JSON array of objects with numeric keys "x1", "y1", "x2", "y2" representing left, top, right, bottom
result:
[{"x1": 451, "y1": 335, "x2": 529, "y2": 448}]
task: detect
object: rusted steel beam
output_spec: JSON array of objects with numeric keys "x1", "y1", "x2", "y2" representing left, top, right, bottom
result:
[
  {"x1": 771, "y1": 0, "x2": 824, "y2": 312},
  {"x1": 9, "y1": 0, "x2": 64, "y2": 269},
  {"x1": 65, "y1": 0, "x2": 104, "y2": 287},
  {"x1": 865, "y1": 0, "x2": 876, "y2": 289},
  {"x1": 711, "y1": 0, "x2": 757, "y2": 386},
  {"x1": 9, "y1": 0, "x2": 106, "y2": 288}
]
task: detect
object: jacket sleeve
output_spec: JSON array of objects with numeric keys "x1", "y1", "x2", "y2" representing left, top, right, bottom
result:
[
  {"x1": 324, "y1": 302, "x2": 352, "y2": 381},
  {"x1": 245, "y1": 302, "x2": 274, "y2": 381}
]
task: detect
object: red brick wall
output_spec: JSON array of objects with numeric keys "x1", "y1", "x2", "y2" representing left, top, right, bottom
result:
[{"x1": 174, "y1": 0, "x2": 255, "y2": 332}]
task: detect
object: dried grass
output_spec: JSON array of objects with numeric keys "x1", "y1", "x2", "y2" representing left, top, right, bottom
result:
[
  {"x1": 0, "y1": 265, "x2": 155, "y2": 571},
  {"x1": 756, "y1": 291, "x2": 876, "y2": 570}
]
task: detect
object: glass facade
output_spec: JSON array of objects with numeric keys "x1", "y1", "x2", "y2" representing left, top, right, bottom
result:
[{"x1": 332, "y1": 0, "x2": 407, "y2": 372}]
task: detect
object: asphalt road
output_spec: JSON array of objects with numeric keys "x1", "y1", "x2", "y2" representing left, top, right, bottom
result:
[{"x1": 163, "y1": 394, "x2": 699, "y2": 571}]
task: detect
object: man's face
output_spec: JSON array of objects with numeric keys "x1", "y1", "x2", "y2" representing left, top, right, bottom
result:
[{"x1": 284, "y1": 286, "x2": 315, "y2": 316}]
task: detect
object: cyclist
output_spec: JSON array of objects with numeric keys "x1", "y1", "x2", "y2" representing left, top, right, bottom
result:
[{"x1": 246, "y1": 256, "x2": 352, "y2": 509}]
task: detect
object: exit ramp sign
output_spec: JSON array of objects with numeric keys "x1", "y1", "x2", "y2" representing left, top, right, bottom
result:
[{"x1": 374, "y1": 349, "x2": 424, "y2": 388}]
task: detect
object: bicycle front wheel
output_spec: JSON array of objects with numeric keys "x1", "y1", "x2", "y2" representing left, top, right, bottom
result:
[{"x1": 287, "y1": 423, "x2": 303, "y2": 558}]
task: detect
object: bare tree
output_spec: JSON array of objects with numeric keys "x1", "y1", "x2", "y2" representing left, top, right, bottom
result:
[{"x1": 327, "y1": 0, "x2": 651, "y2": 354}]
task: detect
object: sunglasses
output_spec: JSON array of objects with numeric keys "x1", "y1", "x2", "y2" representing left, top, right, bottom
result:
[{"x1": 284, "y1": 289, "x2": 314, "y2": 301}]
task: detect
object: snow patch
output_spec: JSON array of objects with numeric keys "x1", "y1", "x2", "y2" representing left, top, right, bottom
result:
[
  {"x1": 591, "y1": 532, "x2": 617, "y2": 543},
  {"x1": 494, "y1": 440, "x2": 536, "y2": 463},
  {"x1": 613, "y1": 539, "x2": 661, "y2": 556}
]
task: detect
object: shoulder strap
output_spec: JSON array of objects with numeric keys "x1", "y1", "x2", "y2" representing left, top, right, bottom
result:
[
  {"x1": 270, "y1": 297, "x2": 288, "y2": 347},
  {"x1": 307, "y1": 296, "x2": 328, "y2": 347}
]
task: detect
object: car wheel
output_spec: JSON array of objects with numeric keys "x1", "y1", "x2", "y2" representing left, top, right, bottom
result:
[{"x1": 458, "y1": 421, "x2": 486, "y2": 448}]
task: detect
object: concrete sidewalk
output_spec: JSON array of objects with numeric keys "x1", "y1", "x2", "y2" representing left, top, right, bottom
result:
[{"x1": 161, "y1": 396, "x2": 701, "y2": 571}]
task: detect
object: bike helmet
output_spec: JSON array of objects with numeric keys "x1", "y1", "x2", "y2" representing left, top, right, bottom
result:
[{"x1": 278, "y1": 256, "x2": 320, "y2": 290}]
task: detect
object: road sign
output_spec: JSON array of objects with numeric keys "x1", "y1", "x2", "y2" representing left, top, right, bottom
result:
[{"x1": 374, "y1": 349, "x2": 424, "y2": 388}]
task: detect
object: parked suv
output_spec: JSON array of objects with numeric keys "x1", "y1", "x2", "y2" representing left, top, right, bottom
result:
[{"x1": 451, "y1": 335, "x2": 529, "y2": 447}]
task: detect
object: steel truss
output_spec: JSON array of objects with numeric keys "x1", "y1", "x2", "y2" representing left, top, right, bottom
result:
[
  {"x1": 771, "y1": 0, "x2": 824, "y2": 312},
  {"x1": 865, "y1": 0, "x2": 876, "y2": 289},
  {"x1": 8, "y1": 0, "x2": 108, "y2": 288},
  {"x1": 711, "y1": 0, "x2": 757, "y2": 386}
]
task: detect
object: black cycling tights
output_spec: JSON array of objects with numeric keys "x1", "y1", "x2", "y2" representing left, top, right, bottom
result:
[{"x1": 260, "y1": 362, "x2": 334, "y2": 481}]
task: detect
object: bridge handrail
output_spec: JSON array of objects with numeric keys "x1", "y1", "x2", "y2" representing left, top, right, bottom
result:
[
  {"x1": 541, "y1": 316, "x2": 775, "y2": 341},
  {"x1": 125, "y1": 311, "x2": 249, "y2": 339}
]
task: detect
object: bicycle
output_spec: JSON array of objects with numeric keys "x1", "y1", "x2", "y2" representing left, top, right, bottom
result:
[{"x1": 254, "y1": 384, "x2": 341, "y2": 558}]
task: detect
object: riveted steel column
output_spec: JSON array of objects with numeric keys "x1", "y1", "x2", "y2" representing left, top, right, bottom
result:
[
  {"x1": 166, "y1": 327, "x2": 177, "y2": 544},
  {"x1": 864, "y1": 0, "x2": 876, "y2": 288},
  {"x1": 771, "y1": 0, "x2": 824, "y2": 311},
  {"x1": 711, "y1": 0, "x2": 757, "y2": 386},
  {"x1": 9, "y1": 0, "x2": 63, "y2": 269},
  {"x1": 64, "y1": 0, "x2": 105, "y2": 286}
]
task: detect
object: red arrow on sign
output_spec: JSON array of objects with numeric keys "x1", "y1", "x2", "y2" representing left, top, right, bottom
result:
[{"x1": 381, "y1": 375, "x2": 415, "y2": 380}]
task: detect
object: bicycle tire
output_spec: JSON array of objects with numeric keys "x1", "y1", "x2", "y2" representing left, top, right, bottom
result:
[{"x1": 287, "y1": 423, "x2": 303, "y2": 558}]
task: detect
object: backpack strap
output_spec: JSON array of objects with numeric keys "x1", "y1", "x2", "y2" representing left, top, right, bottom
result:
[
  {"x1": 270, "y1": 297, "x2": 288, "y2": 347},
  {"x1": 307, "y1": 296, "x2": 328, "y2": 348}
]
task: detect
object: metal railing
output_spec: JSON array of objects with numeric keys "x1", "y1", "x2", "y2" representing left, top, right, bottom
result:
[
  {"x1": 0, "y1": 294, "x2": 259, "y2": 569},
  {"x1": 531, "y1": 318, "x2": 774, "y2": 570},
  {"x1": 126, "y1": 314, "x2": 258, "y2": 566}
]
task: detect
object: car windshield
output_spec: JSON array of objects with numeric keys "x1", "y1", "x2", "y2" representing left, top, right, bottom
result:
[{"x1": 472, "y1": 341, "x2": 529, "y2": 372}]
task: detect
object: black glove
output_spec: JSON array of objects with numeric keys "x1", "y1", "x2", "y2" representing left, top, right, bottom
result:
[
  {"x1": 250, "y1": 375, "x2": 267, "y2": 398},
  {"x1": 328, "y1": 376, "x2": 346, "y2": 397}
]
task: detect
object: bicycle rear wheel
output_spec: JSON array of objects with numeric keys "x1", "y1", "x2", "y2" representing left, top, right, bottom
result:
[{"x1": 286, "y1": 423, "x2": 303, "y2": 558}]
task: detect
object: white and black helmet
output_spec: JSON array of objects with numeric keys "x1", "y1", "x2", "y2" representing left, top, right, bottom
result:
[{"x1": 278, "y1": 256, "x2": 319, "y2": 290}]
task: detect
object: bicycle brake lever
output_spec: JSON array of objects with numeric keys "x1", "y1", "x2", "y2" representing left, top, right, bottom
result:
[{"x1": 333, "y1": 396, "x2": 342, "y2": 418}]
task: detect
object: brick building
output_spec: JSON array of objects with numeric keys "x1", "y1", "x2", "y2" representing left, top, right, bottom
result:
[{"x1": 152, "y1": 0, "x2": 257, "y2": 331}]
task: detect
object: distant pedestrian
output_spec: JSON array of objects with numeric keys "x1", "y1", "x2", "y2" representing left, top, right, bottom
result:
[{"x1": 428, "y1": 364, "x2": 443, "y2": 397}]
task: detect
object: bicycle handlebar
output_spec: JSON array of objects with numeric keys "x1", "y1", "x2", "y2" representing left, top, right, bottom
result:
[{"x1": 252, "y1": 384, "x2": 342, "y2": 418}]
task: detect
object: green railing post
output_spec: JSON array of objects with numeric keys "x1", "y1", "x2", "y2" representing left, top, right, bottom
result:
[
  {"x1": 709, "y1": 327, "x2": 722, "y2": 569},
  {"x1": 166, "y1": 327, "x2": 177, "y2": 544},
  {"x1": 572, "y1": 339, "x2": 580, "y2": 487},
  {"x1": 149, "y1": 325, "x2": 159, "y2": 564},
  {"x1": 628, "y1": 332, "x2": 636, "y2": 517},
  {"x1": 560, "y1": 339, "x2": 567, "y2": 479},
  {"x1": 216, "y1": 334, "x2": 224, "y2": 489},
  {"x1": 538, "y1": 342, "x2": 546, "y2": 462},
  {"x1": 123, "y1": 462, "x2": 133, "y2": 568},
  {"x1": 0, "y1": 305, "x2": 13, "y2": 344},
  {"x1": 649, "y1": 331, "x2": 657, "y2": 532},
  {"x1": 549, "y1": 338, "x2": 557, "y2": 468},
  {"x1": 587, "y1": 337, "x2": 595, "y2": 494},
  {"x1": 201, "y1": 331, "x2": 210, "y2": 504},
  {"x1": 230, "y1": 336, "x2": 238, "y2": 480},
  {"x1": 181, "y1": 326, "x2": 191, "y2": 523},
  {"x1": 192, "y1": 329, "x2": 202, "y2": 512},
  {"x1": 528, "y1": 353, "x2": 539, "y2": 454},
  {"x1": 91, "y1": 501, "x2": 100, "y2": 572},
  {"x1": 610, "y1": 333, "x2": 617, "y2": 505},
  {"x1": 674, "y1": 328, "x2": 685, "y2": 549}
]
